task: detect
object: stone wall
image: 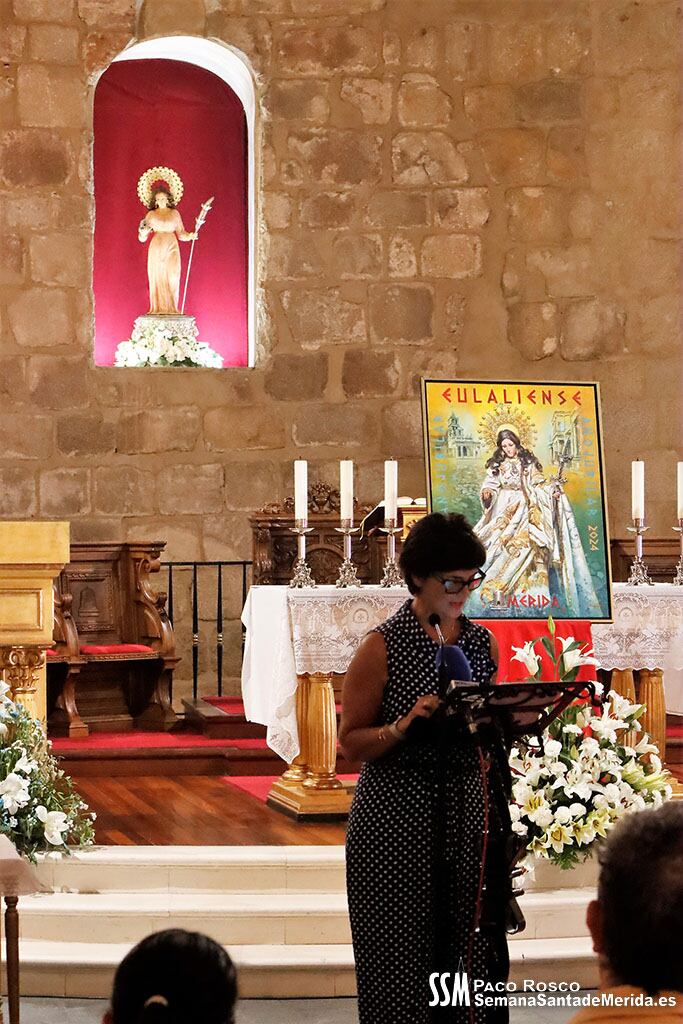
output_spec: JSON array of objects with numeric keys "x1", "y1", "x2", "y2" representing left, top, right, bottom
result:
[{"x1": 1, "y1": 0, "x2": 681, "y2": 692}]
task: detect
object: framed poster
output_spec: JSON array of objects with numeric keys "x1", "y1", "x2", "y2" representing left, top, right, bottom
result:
[{"x1": 421, "y1": 379, "x2": 612, "y2": 621}]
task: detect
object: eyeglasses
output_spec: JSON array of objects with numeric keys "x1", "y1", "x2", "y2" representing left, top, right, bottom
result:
[{"x1": 433, "y1": 571, "x2": 486, "y2": 594}]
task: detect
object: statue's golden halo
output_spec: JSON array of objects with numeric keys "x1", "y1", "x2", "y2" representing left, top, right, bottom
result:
[
  {"x1": 478, "y1": 404, "x2": 537, "y2": 452},
  {"x1": 137, "y1": 166, "x2": 184, "y2": 207}
]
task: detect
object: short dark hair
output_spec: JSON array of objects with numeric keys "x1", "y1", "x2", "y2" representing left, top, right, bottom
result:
[
  {"x1": 110, "y1": 929, "x2": 237, "y2": 1024},
  {"x1": 598, "y1": 802, "x2": 683, "y2": 994},
  {"x1": 398, "y1": 512, "x2": 486, "y2": 595}
]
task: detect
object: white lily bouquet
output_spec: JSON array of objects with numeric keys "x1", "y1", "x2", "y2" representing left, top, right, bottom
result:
[
  {"x1": 114, "y1": 318, "x2": 223, "y2": 368},
  {"x1": 0, "y1": 683, "x2": 95, "y2": 861},
  {"x1": 509, "y1": 618, "x2": 672, "y2": 869}
]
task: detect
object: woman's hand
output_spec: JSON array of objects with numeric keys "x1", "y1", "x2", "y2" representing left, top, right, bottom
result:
[{"x1": 400, "y1": 694, "x2": 442, "y2": 732}]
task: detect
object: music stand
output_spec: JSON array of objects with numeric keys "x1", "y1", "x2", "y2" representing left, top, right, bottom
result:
[
  {"x1": 443, "y1": 678, "x2": 598, "y2": 743},
  {"x1": 441, "y1": 677, "x2": 598, "y2": 936}
]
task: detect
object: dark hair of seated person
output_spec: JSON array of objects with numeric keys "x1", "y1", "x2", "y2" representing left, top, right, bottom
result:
[
  {"x1": 106, "y1": 929, "x2": 237, "y2": 1024},
  {"x1": 597, "y1": 801, "x2": 683, "y2": 995},
  {"x1": 398, "y1": 512, "x2": 487, "y2": 595}
]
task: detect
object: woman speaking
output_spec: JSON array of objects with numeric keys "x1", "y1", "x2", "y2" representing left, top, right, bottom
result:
[{"x1": 341, "y1": 513, "x2": 513, "y2": 1024}]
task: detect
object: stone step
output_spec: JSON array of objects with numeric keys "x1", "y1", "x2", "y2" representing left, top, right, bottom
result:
[
  {"x1": 10, "y1": 936, "x2": 598, "y2": 1000},
  {"x1": 17, "y1": 887, "x2": 592, "y2": 947},
  {"x1": 35, "y1": 845, "x2": 348, "y2": 894},
  {"x1": 36, "y1": 845, "x2": 597, "y2": 895},
  {"x1": 18, "y1": 891, "x2": 352, "y2": 946}
]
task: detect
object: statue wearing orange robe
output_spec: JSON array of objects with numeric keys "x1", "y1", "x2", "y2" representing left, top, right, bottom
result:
[{"x1": 138, "y1": 189, "x2": 196, "y2": 315}]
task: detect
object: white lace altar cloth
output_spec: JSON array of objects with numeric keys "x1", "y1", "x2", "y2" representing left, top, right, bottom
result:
[
  {"x1": 592, "y1": 583, "x2": 683, "y2": 714},
  {"x1": 241, "y1": 585, "x2": 408, "y2": 763}
]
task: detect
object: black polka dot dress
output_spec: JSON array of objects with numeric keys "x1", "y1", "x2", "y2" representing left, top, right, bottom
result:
[{"x1": 346, "y1": 600, "x2": 511, "y2": 1024}]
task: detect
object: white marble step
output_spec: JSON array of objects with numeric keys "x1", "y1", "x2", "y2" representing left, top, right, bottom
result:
[
  {"x1": 18, "y1": 891, "x2": 352, "y2": 945},
  {"x1": 17, "y1": 887, "x2": 592, "y2": 946},
  {"x1": 35, "y1": 845, "x2": 596, "y2": 896},
  {"x1": 35, "y1": 846, "x2": 347, "y2": 894},
  {"x1": 11, "y1": 936, "x2": 598, "y2": 999}
]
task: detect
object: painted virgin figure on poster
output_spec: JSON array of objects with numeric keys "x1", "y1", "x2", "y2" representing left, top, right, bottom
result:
[{"x1": 421, "y1": 380, "x2": 612, "y2": 621}]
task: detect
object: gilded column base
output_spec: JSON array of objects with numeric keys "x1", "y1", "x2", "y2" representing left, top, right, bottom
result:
[
  {"x1": 267, "y1": 778, "x2": 354, "y2": 820},
  {"x1": 632, "y1": 667, "x2": 683, "y2": 798},
  {"x1": 610, "y1": 669, "x2": 638, "y2": 747},
  {"x1": 610, "y1": 669, "x2": 636, "y2": 703},
  {"x1": 268, "y1": 670, "x2": 354, "y2": 819},
  {"x1": 281, "y1": 672, "x2": 310, "y2": 783},
  {"x1": 666, "y1": 775, "x2": 683, "y2": 800},
  {"x1": 637, "y1": 668, "x2": 667, "y2": 755},
  {"x1": 0, "y1": 645, "x2": 48, "y2": 724}
]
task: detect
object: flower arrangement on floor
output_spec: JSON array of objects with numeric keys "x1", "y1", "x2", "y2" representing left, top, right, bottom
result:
[
  {"x1": 114, "y1": 317, "x2": 223, "y2": 368},
  {"x1": 0, "y1": 683, "x2": 95, "y2": 862},
  {"x1": 509, "y1": 618, "x2": 672, "y2": 870}
]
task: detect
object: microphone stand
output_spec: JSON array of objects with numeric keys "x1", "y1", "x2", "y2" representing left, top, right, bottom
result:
[{"x1": 429, "y1": 616, "x2": 451, "y2": 985}]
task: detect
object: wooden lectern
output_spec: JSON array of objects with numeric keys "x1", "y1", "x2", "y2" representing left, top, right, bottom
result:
[{"x1": 0, "y1": 521, "x2": 70, "y2": 724}]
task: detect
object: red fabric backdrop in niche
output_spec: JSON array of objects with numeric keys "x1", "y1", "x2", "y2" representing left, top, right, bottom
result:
[{"x1": 93, "y1": 58, "x2": 248, "y2": 366}]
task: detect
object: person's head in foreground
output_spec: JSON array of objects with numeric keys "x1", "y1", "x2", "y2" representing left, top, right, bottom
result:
[
  {"x1": 398, "y1": 512, "x2": 487, "y2": 621},
  {"x1": 587, "y1": 801, "x2": 683, "y2": 995},
  {"x1": 103, "y1": 928, "x2": 237, "y2": 1024}
]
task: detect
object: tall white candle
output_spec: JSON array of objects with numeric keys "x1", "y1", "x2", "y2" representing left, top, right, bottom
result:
[
  {"x1": 678, "y1": 462, "x2": 683, "y2": 521},
  {"x1": 340, "y1": 460, "x2": 354, "y2": 522},
  {"x1": 384, "y1": 460, "x2": 398, "y2": 522},
  {"x1": 631, "y1": 460, "x2": 645, "y2": 521},
  {"x1": 294, "y1": 460, "x2": 308, "y2": 522}
]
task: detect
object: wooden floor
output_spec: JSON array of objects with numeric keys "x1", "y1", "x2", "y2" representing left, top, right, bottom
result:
[
  {"x1": 73, "y1": 775, "x2": 348, "y2": 846},
  {"x1": 73, "y1": 763, "x2": 683, "y2": 847}
]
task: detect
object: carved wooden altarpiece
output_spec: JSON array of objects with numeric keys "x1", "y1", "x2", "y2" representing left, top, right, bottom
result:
[{"x1": 250, "y1": 484, "x2": 382, "y2": 585}]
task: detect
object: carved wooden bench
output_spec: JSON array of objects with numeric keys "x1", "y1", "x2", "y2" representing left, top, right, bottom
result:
[{"x1": 47, "y1": 542, "x2": 179, "y2": 738}]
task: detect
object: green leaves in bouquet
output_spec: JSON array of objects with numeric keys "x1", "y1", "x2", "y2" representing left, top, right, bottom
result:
[{"x1": 0, "y1": 697, "x2": 95, "y2": 862}]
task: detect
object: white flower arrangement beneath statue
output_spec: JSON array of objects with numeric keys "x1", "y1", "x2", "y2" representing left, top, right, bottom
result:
[
  {"x1": 114, "y1": 317, "x2": 223, "y2": 368},
  {"x1": 509, "y1": 618, "x2": 672, "y2": 870}
]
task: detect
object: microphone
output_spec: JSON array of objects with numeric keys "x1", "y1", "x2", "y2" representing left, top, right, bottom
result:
[
  {"x1": 427, "y1": 613, "x2": 479, "y2": 745},
  {"x1": 428, "y1": 613, "x2": 473, "y2": 682},
  {"x1": 428, "y1": 612, "x2": 446, "y2": 646}
]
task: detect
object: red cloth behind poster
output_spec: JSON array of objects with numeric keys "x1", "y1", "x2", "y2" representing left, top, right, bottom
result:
[
  {"x1": 474, "y1": 619, "x2": 597, "y2": 683},
  {"x1": 93, "y1": 58, "x2": 248, "y2": 366}
]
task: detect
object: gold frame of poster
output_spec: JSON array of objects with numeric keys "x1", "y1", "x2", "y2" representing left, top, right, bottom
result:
[{"x1": 421, "y1": 379, "x2": 613, "y2": 622}]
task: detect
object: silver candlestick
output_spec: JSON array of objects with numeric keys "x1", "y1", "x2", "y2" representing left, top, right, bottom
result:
[
  {"x1": 627, "y1": 518, "x2": 654, "y2": 586},
  {"x1": 289, "y1": 520, "x2": 316, "y2": 588},
  {"x1": 335, "y1": 519, "x2": 361, "y2": 588},
  {"x1": 673, "y1": 519, "x2": 683, "y2": 585},
  {"x1": 379, "y1": 519, "x2": 404, "y2": 587}
]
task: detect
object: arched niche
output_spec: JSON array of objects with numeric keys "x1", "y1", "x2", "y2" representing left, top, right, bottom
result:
[{"x1": 93, "y1": 37, "x2": 256, "y2": 367}]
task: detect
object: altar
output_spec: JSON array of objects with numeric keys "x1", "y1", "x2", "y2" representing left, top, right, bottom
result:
[
  {"x1": 592, "y1": 582, "x2": 683, "y2": 753},
  {"x1": 242, "y1": 580, "x2": 683, "y2": 817},
  {"x1": 241, "y1": 585, "x2": 407, "y2": 817},
  {"x1": 241, "y1": 585, "x2": 597, "y2": 818}
]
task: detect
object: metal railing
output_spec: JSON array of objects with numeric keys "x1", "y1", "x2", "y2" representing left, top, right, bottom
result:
[{"x1": 163, "y1": 560, "x2": 252, "y2": 701}]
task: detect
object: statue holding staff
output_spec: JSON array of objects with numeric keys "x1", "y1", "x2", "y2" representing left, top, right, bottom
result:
[
  {"x1": 136, "y1": 166, "x2": 212, "y2": 316},
  {"x1": 115, "y1": 166, "x2": 220, "y2": 368}
]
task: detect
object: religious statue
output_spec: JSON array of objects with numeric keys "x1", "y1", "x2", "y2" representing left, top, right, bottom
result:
[
  {"x1": 136, "y1": 165, "x2": 213, "y2": 315},
  {"x1": 114, "y1": 167, "x2": 220, "y2": 368}
]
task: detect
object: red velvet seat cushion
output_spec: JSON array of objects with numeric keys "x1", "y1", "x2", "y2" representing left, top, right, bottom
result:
[
  {"x1": 80, "y1": 644, "x2": 155, "y2": 655},
  {"x1": 46, "y1": 648, "x2": 58, "y2": 657}
]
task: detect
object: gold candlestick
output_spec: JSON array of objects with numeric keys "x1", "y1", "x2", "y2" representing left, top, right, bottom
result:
[{"x1": 626, "y1": 518, "x2": 653, "y2": 586}]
